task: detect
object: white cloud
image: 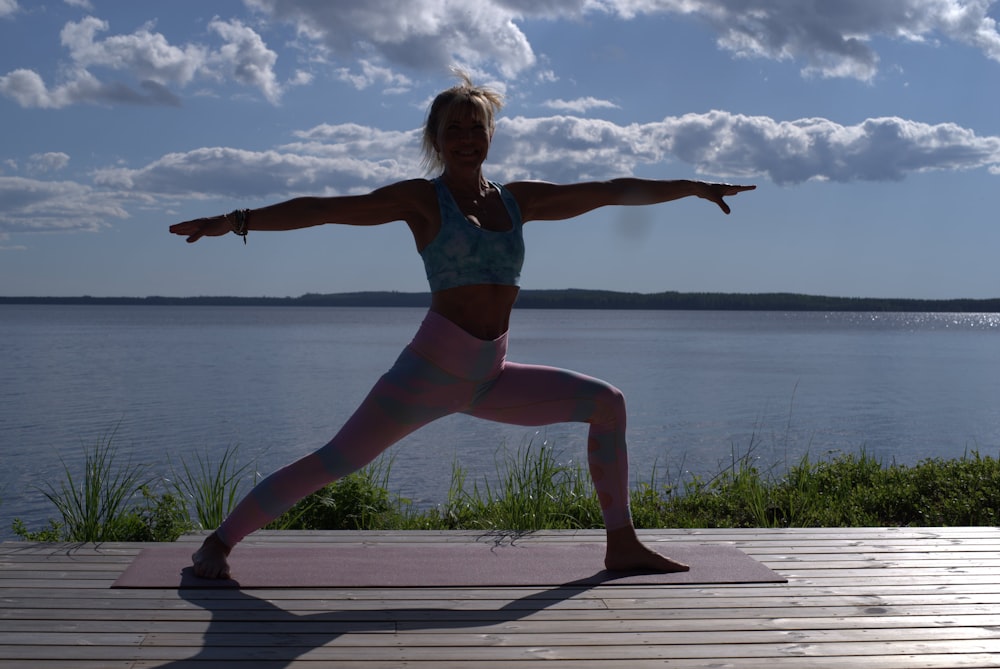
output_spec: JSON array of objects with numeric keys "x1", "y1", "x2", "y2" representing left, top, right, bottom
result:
[
  {"x1": 64, "y1": 0, "x2": 94, "y2": 9},
  {"x1": 92, "y1": 138, "x2": 419, "y2": 199},
  {"x1": 27, "y1": 152, "x2": 71, "y2": 174},
  {"x1": 492, "y1": 115, "x2": 661, "y2": 181},
  {"x1": 242, "y1": 0, "x2": 1000, "y2": 84},
  {"x1": 6, "y1": 1, "x2": 997, "y2": 112},
  {"x1": 0, "y1": 69, "x2": 62, "y2": 108},
  {"x1": 207, "y1": 18, "x2": 282, "y2": 104},
  {"x1": 212, "y1": 3, "x2": 993, "y2": 113},
  {"x1": 0, "y1": 177, "x2": 128, "y2": 233},
  {"x1": 594, "y1": 0, "x2": 1000, "y2": 81},
  {"x1": 288, "y1": 69, "x2": 313, "y2": 87},
  {"x1": 289, "y1": 123, "x2": 419, "y2": 154},
  {"x1": 336, "y1": 59, "x2": 413, "y2": 92},
  {"x1": 245, "y1": 0, "x2": 536, "y2": 78},
  {"x1": 490, "y1": 111, "x2": 1000, "y2": 184},
  {"x1": 1, "y1": 15, "x2": 291, "y2": 108},
  {"x1": 0, "y1": 67, "x2": 182, "y2": 108},
  {"x1": 60, "y1": 16, "x2": 207, "y2": 86},
  {"x1": 542, "y1": 97, "x2": 620, "y2": 113},
  {"x1": 245, "y1": 0, "x2": 1000, "y2": 84}
]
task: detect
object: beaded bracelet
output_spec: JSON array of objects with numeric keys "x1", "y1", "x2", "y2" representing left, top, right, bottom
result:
[{"x1": 228, "y1": 208, "x2": 250, "y2": 244}]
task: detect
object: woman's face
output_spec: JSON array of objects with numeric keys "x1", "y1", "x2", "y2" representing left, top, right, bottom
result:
[{"x1": 435, "y1": 103, "x2": 493, "y2": 173}]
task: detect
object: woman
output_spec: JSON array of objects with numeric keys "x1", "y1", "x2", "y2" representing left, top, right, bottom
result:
[{"x1": 170, "y1": 72, "x2": 755, "y2": 579}]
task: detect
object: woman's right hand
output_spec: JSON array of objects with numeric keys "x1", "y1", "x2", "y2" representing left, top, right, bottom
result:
[{"x1": 169, "y1": 215, "x2": 231, "y2": 243}]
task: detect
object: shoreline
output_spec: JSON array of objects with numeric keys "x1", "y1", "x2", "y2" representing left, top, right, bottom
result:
[{"x1": 2, "y1": 289, "x2": 1000, "y2": 312}]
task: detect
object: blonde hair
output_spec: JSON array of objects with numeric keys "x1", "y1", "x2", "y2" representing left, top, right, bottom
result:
[{"x1": 420, "y1": 69, "x2": 504, "y2": 174}]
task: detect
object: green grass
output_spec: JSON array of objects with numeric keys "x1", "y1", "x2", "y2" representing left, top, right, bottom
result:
[
  {"x1": 12, "y1": 427, "x2": 1000, "y2": 542},
  {"x1": 631, "y1": 447, "x2": 1000, "y2": 529},
  {"x1": 266, "y1": 455, "x2": 415, "y2": 532},
  {"x1": 171, "y1": 444, "x2": 255, "y2": 530},
  {"x1": 439, "y1": 441, "x2": 602, "y2": 531},
  {"x1": 12, "y1": 425, "x2": 192, "y2": 542}
]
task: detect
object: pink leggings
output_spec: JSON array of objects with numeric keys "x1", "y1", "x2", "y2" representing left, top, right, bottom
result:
[{"x1": 215, "y1": 311, "x2": 632, "y2": 547}]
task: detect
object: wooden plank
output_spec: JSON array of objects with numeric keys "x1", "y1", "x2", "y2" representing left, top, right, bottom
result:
[
  {"x1": 7, "y1": 638, "x2": 1000, "y2": 661},
  {"x1": 166, "y1": 526, "x2": 1000, "y2": 543},
  {"x1": 6, "y1": 612, "x2": 1000, "y2": 635},
  {"x1": 0, "y1": 663, "x2": 134, "y2": 669},
  {"x1": 139, "y1": 625, "x2": 1000, "y2": 647},
  {"x1": 8, "y1": 584, "x2": 1000, "y2": 608},
  {"x1": 122, "y1": 655, "x2": 1000, "y2": 669},
  {"x1": 123, "y1": 655, "x2": 1000, "y2": 669}
]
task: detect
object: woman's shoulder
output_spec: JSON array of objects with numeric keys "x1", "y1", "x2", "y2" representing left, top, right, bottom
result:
[
  {"x1": 499, "y1": 180, "x2": 558, "y2": 218},
  {"x1": 501, "y1": 179, "x2": 557, "y2": 197},
  {"x1": 377, "y1": 179, "x2": 440, "y2": 246},
  {"x1": 368, "y1": 178, "x2": 439, "y2": 214},
  {"x1": 379, "y1": 177, "x2": 437, "y2": 197}
]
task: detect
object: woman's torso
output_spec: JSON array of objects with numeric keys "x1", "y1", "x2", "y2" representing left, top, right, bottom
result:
[{"x1": 409, "y1": 177, "x2": 523, "y2": 340}]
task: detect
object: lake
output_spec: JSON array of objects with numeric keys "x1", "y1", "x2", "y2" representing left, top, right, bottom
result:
[{"x1": 2, "y1": 305, "x2": 999, "y2": 538}]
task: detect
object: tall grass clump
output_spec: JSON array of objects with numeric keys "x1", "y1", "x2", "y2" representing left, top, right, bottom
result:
[
  {"x1": 441, "y1": 441, "x2": 602, "y2": 531},
  {"x1": 637, "y1": 443, "x2": 776, "y2": 529},
  {"x1": 13, "y1": 426, "x2": 192, "y2": 542},
  {"x1": 777, "y1": 449, "x2": 1000, "y2": 526},
  {"x1": 40, "y1": 428, "x2": 149, "y2": 541},
  {"x1": 638, "y1": 447, "x2": 1000, "y2": 529},
  {"x1": 268, "y1": 456, "x2": 420, "y2": 531},
  {"x1": 172, "y1": 445, "x2": 254, "y2": 530}
]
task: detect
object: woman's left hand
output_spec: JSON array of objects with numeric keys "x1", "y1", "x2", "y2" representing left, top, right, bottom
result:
[
  {"x1": 169, "y1": 215, "x2": 231, "y2": 243},
  {"x1": 700, "y1": 183, "x2": 756, "y2": 215}
]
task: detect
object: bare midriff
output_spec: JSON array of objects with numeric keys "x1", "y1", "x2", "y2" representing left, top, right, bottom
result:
[{"x1": 429, "y1": 284, "x2": 520, "y2": 340}]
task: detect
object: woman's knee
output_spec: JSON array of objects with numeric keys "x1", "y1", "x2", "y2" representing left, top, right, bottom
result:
[{"x1": 589, "y1": 380, "x2": 626, "y2": 426}]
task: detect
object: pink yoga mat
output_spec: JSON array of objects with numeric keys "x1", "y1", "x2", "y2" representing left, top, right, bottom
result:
[{"x1": 114, "y1": 542, "x2": 784, "y2": 589}]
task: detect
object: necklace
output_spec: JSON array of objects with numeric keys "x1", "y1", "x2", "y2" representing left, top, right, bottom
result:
[{"x1": 446, "y1": 178, "x2": 494, "y2": 228}]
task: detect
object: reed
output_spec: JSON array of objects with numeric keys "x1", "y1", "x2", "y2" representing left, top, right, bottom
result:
[
  {"x1": 440, "y1": 440, "x2": 601, "y2": 531},
  {"x1": 171, "y1": 444, "x2": 255, "y2": 530},
  {"x1": 267, "y1": 455, "x2": 416, "y2": 531},
  {"x1": 14, "y1": 425, "x2": 156, "y2": 541}
]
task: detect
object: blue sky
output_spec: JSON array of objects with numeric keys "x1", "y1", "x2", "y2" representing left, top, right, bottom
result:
[{"x1": 1, "y1": 0, "x2": 999, "y2": 299}]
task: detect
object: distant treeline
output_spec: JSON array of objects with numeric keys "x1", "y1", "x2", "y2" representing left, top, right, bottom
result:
[{"x1": 3, "y1": 289, "x2": 1000, "y2": 312}]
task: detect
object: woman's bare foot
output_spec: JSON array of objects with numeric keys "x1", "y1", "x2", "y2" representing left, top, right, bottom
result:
[
  {"x1": 191, "y1": 531, "x2": 232, "y2": 579},
  {"x1": 604, "y1": 526, "x2": 689, "y2": 572}
]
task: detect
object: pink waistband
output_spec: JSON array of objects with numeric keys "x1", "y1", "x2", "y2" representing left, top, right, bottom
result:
[{"x1": 407, "y1": 311, "x2": 508, "y2": 381}]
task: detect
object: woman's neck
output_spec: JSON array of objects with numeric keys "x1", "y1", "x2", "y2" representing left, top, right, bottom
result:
[{"x1": 441, "y1": 170, "x2": 489, "y2": 196}]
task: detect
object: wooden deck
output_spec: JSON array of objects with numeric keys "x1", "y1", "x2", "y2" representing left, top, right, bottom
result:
[{"x1": 2, "y1": 527, "x2": 1000, "y2": 668}]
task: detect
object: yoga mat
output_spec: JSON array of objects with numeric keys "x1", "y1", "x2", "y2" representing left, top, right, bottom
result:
[{"x1": 114, "y1": 542, "x2": 784, "y2": 589}]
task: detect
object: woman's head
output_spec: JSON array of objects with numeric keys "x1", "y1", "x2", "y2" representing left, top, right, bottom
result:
[{"x1": 421, "y1": 69, "x2": 504, "y2": 174}]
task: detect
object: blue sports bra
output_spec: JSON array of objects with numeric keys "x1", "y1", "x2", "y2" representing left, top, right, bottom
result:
[{"x1": 420, "y1": 177, "x2": 525, "y2": 292}]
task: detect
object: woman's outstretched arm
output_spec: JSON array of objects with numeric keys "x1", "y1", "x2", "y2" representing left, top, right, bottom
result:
[
  {"x1": 506, "y1": 178, "x2": 755, "y2": 223},
  {"x1": 168, "y1": 179, "x2": 432, "y2": 243}
]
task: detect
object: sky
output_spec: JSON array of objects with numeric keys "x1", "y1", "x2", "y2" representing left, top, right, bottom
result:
[{"x1": 1, "y1": 0, "x2": 999, "y2": 300}]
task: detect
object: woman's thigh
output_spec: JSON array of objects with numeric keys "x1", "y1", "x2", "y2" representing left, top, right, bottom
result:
[
  {"x1": 465, "y1": 361, "x2": 622, "y2": 427},
  {"x1": 316, "y1": 347, "x2": 481, "y2": 472}
]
